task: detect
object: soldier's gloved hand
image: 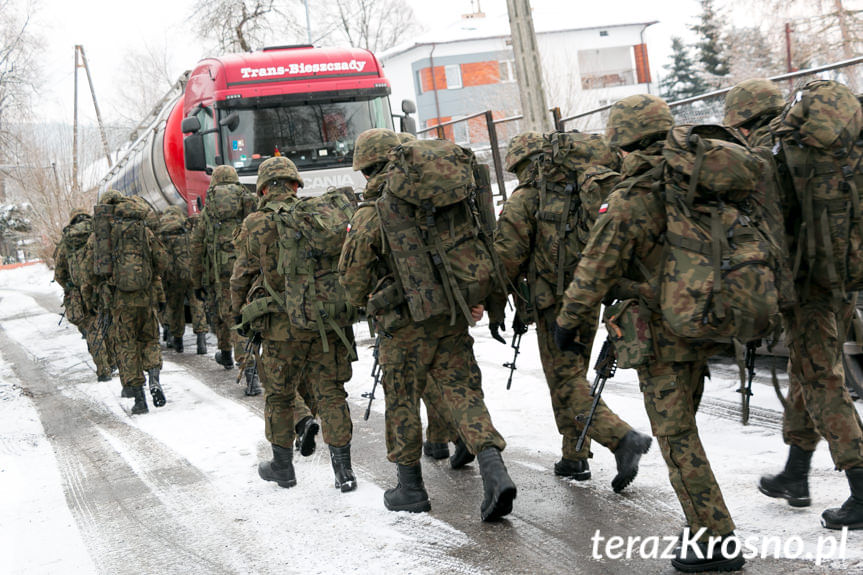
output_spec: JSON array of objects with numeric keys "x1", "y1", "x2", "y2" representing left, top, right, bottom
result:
[
  {"x1": 490, "y1": 322, "x2": 506, "y2": 344},
  {"x1": 251, "y1": 331, "x2": 262, "y2": 346},
  {"x1": 194, "y1": 288, "x2": 206, "y2": 301},
  {"x1": 512, "y1": 313, "x2": 528, "y2": 335},
  {"x1": 234, "y1": 315, "x2": 249, "y2": 338},
  {"x1": 553, "y1": 323, "x2": 587, "y2": 356},
  {"x1": 158, "y1": 301, "x2": 166, "y2": 315}
]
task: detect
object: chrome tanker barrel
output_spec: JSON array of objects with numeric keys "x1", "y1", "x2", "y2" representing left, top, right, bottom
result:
[{"x1": 98, "y1": 94, "x2": 187, "y2": 213}]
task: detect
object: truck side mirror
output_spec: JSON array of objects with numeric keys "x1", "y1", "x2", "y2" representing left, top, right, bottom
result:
[
  {"x1": 184, "y1": 133, "x2": 207, "y2": 171},
  {"x1": 181, "y1": 116, "x2": 202, "y2": 133}
]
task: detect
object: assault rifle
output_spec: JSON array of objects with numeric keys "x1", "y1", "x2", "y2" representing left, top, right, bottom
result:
[
  {"x1": 362, "y1": 335, "x2": 382, "y2": 420},
  {"x1": 90, "y1": 311, "x2": 113, "y2": 359},
  {"x1": 503, "y1": 331, "x2": 523, "y2": 390},
  {"x1": 739, "y1": 341, "x2": 757, "y2": 425},
  {"x1": 58, "y1": 309, "x2": 66, "y2": 326},
  {"x1": 575, "y1": 338, "x2": 617, "y2": 452},
  {"x1": 235, "y1": 333, "x2": 261, "y2": 385}
]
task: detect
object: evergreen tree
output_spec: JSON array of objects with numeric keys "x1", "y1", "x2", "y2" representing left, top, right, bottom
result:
[
  {"x1": 660, "y1": 37, "x2": 709, "y2": 101},
  {"x1": 692, "y1": 0, "x2": 731, "y2": 82}
]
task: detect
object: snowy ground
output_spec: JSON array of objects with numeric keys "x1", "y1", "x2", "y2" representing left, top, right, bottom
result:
[{"x1": 0, "y1": 263, "x2": 861, "y2": 574}]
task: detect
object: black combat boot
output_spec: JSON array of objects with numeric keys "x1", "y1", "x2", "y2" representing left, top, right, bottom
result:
[
  {"x1": 294, "y1": 416, "x2": 320, "y2": 456},
  {"x1": 131, "y1": 386, "x2": 149, "y2": 415},
  {"x1": 258, "y1": 444, "x2": 297, "y2": 488},
  {"x1": 244, "y1": 365, "x2": 261, "y2": 396},
  {"x1": 97, "y1": 373, "x2": 111, "y2": 382},
  {"x1": 196, "y1": 332, "x2": 208, "y2": 355},
  {"x1": 423, "y1": 441, "x2": 450, "y2": 460},
  {"x1": 554, "y1": 458, "x2": 591, "y2": 480},
  {"x1": 162, "y1": 326, "x2": 170, "y2": 343},
  {"x1": 215, "y1": 349, "x2": 233, "y2": 369},
  {"x1": 477, "y1": 447, "x2": 517, "y2": 521},
  {"x1": 173, "y1": 336, "x2": 183, "y2": 353},
  {"x1": 121, "y1": 385, "x2": 135, "y2": 398},
  {"x1": 612, "y1": 430, "x2": 653, "y2": 493},
  {"x1": 450, "y1": 438, "x2": 476, "y2": 469},
  {"x1": 671, "y1": 531, "x2": 745, "y2": 573},
  {"x1": 148, "y1": 368, "x2": 166, "y2": 407},
  {"x1": 384, "y1": 463, "x2": 431, "y2": 512},
  {"x1": 758, "y1": 445, "x2": 813, "y2": 507},
  {"x1": 330, "y1": 444, "x2": 358, "y2": 492},
  {"x1": 821, "y1": 467, "x2": 863, "y2": 530}
]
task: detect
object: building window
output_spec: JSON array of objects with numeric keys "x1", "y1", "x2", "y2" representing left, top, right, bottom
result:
[
  {"x1": 499, "y1": 60, "x2": 515, "y2": 83},
  {"x1": 599, "y1": 30, "x2": 609, "y2": 37},
  {"x1": 453, "y1": 117, "x2": 469, "y2": 145},
  {"x1": 445, "y1": 64, "x2": 462, "y2": 90},
  {"x1": 578, "y1": 46, "x2": 636, "y2": 90}
]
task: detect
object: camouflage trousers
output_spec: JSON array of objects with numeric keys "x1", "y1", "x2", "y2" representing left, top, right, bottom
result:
[
  {"x1": 82, "y1": 313, "x2": 114, "y2": 378},
  {"x1": 379, "y1": 316, "x2": 506, "y2": 467},
  {"x1": 637, "y1": 359, "x2": 735, "y2": 539},
  {"x1": 259, "y1": 330, "x2": 354, "y2": 449},
  {"x1": 423, "y1": 394, "x2": 458, "y2": 444},
  {"x1": 163, "y1": 281, "x2": 208, "y2": 337},
  {"x1": 538, "y1": 309, "x2": 632, "y2": 460},
  {"x1": 113, "y1": 304, "x2": 161, "y2": 389},
  {"x1": 782, "y1": 290, "x2": 863, "y2": 470},
  {"x1": 214, "y1": 280, "x2": 245, "y2": 363}
]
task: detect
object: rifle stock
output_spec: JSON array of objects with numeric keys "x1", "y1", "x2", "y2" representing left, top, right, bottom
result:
[
  {"x1": 575, "y1": 338, "x2": 617, "y2": 453},
  {"x1": 362, "y1": 336, "x2": 382, "y2": 420}
]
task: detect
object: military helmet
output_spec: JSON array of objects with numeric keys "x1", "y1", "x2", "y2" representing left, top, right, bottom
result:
[
  {"x1": 352, "y1": 128, "x2": 400, "y2": 171},
  {"x1": 397, "y1": 132, "x2": 417, "y2": 144},
  {"x1": 99, "y1": 189, "x2": 123, "y2": 204},
  {"x1": 210, "y1": 164, "x2": 240, "y2": 185},
  {"x1": 606, "y1": 94, "x2": 674, "y2": 149},
  {"x1": 504, "y1": 131, "x2": 544, "y2": 173},
  {"x1": 68, "y1": 207, "x2": 91, "y2": 225},
  {"x1": 723, "y1": 79, "x2": 785, "y2": 128},
  {"x1": 256, "y1": 156, "x2": 303, "y2": 194}
]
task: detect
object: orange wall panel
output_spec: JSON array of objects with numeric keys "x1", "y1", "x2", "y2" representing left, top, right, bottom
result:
[
  {"x1": 462, "y1": 62, "x2": 500, "y2": 87},
  {"x1": 420, "y1": 66, "x2": 447, "y2": 92}
]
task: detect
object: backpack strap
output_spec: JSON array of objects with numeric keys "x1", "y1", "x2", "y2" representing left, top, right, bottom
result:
[{"x1": 421, "y1": 200, "x2": 475, "y2": 326}]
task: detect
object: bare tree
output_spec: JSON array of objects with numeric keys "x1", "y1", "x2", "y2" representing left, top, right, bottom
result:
[
  {"x1": 0, "y1": 0, "x2": 42, "y2": 149},
  {"x1": 318, "y1": 0, "x2": 419, "y2": 52},
  {"x1": 188, "y1": 0, "x2": 304, "y2": 53},
  {"x1": 112, "y1": 41, "x2": 179, "y2": 132}
]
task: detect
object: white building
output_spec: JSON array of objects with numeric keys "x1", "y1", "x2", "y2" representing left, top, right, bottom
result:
[{"x1": 381, "y1": 9, "x2": 657, "y2": 145}]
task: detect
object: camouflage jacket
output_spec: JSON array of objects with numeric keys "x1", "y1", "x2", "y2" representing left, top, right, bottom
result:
[
  {"x1": 230, "y1": 185, "x2": 297, "y2": 341},
  {"x1": 53, "y1": 241, "x2": 72, "y2": 292},
  {"x1": 556, "y1": 144, "x2": 721, "y2": 363},
  {"x1": 338, "y1": 172, "x2": 387, "y2": 310}
]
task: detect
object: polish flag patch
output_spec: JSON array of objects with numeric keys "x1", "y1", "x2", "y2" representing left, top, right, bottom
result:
[
  {"x1": 346, "y1": 223, "x2": 352, "y2": 233},
  {"x1": 598, "y1": 203, "x2": 609, "y2": 214}
]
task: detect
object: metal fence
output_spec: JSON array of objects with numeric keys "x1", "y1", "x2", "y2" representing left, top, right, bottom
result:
[{"x1": 417, "y1": 57, "x2": 863, "y2": 202}]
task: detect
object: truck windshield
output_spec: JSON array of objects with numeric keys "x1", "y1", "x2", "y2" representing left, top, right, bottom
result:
[{"x1": 221, "y1": 96, "x2": 394, "y2": 174}]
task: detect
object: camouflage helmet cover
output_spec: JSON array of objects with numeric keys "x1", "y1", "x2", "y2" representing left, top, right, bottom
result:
[
  {"x1": 210, "y1": 164, "x2": 240, "y2": 185},
  {"x1": 99, "y1": 189, "x2": 123, "y2": 204},
  {"x1": 723, "y1": 79, "x2": 785, "y2": 128},
  {"x1": 504, "y1": 131, "x2": 544, "y2": 172},
  {"x1": 606, "y1": 94, "x2": 673, "y2": 148},
  {"x1": 256, "y1": 156, "x2": 304, "y2": 194},
  {"x1": 397, "y1": 132, "x2": 417, "y2": 144},
  {"x1": 68, "y1": 207, "x2": 91, "y2": 224},
  {"x1": 352, "y1": 128, "x2": 400, "y2": 171}
]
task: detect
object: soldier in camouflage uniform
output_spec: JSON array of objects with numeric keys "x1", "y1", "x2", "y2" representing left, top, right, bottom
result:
[
  {"x1": 725, "y1": 79, "x2": 863, "y2": 530},
  {"x1": 231, "y1": 157, "x2": 355, "y2": 491},
  {"x1": 339, "y1": 128, "x2": 516, "y2": 520},
  {"x1": 495, "y1": 131, "x2": 652, "y2": 490},
  {"x1": 82, "y1": 191, "x2": 169, "y2": 415},
  {"x1": 555, "y1": 95, "x2": 744, "y2": 571},
  {"x1": 191, "y1": 165, "x2": 254, "y2": 371},
  {"x1": 54, "y1": 208, "x2": 114, "y2": 381},
  {"x1": 158, "y1": 206, "x2": 209, "y2": 354}
]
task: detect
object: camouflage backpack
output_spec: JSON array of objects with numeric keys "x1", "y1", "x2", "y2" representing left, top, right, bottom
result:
[
  {"x1": 63, "y1": 218, "x2": 93, "y2": 289},
  {"x1": 532, "y1": 132, "x2": 621, "y2": 311},
  {"x1": 110, "y1": 197, "x2": 154, "y2": 292},
  {"x1": 202, "y1": 182, "x2": 256, "y2": 280},
  {"x1": 158, "y1": 211, "x2": 192, "y2": 285},
  {"x1": 270, "y1": 186, "x2": 358, "y2": 353},
  {"x1": 657, "y1": 124, "x2": 785, "y2": 343},
  {"x1": 376, "y1": 138, "x2": 505, "y2": 326},
  {"x1": 771, "y1": 79, "x2": 863, "y2": 300}
]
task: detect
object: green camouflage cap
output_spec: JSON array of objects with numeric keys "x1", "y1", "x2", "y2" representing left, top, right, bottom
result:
[
  {"x1": 99, "y1": 189, "x2": 123, "y2": 204},
  {"x1": 606, "y1": 94, "x2": 673, "y2": 149},
  {"x1": 723, "y1": 79, "x2": 785, "y2": 128},
  {"x1": 398, "y1": 132, "x2": 417, "y2": 144},
  {"x1": 210, "y1": 164, "x2": 240, "y2": 185},
  {"x1": 352, "y1": 128, "x2": 400, "y2": 171},
  {"x1": 505, "y1": 131, "x2": 544, "y2": 172},
  {"x1": 256, "y1": 156, "x2": 303, "y2": 194}
]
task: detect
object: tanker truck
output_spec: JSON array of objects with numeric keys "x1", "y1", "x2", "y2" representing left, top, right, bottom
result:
[{"x1": 99, "y1": 45, "x2": 416, "y2": 213}]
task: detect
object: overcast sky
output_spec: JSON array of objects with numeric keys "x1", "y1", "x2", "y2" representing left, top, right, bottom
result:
[{"x1": 32, "y1": 0, "x2": 700, "y2": 126}]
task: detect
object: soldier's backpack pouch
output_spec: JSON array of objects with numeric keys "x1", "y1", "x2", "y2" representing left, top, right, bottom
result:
[
  {"x1": 111, "y1": 198, "x2": 153, "y2": 293},
  {"x1": 604, "y1": 298, "x2": 652, "y2": 368}
]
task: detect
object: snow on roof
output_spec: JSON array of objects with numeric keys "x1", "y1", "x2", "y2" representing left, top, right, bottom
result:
[{"x1": 380, "y1": 10, "x2": 658, "y2": 60}]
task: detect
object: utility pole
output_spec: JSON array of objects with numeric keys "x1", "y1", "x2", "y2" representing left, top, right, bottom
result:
[
  {"x1": 72, "y1": 47, "x2": 80, "y2": 193},
  {"x1": 72, "y1": 45, "x2": 114, "y2": 194},
  {"x1": 77, "y1": 46, "x2": 113, "y2": 169},
  {"x1": 506, "y1": 0, "x2": 550, "y2": 132}
]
